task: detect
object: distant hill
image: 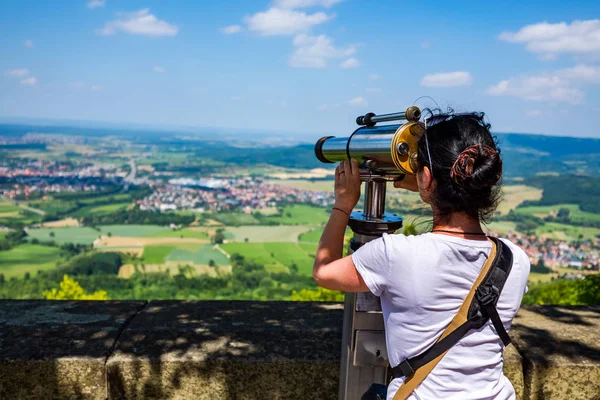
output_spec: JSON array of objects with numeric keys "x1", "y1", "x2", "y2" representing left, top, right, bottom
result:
[
  {"x1": 2, "y1": 122, "x2": 600, "y2": 177},
  {"x1": 496, "y1": 133, "x2": 600, "y2": 177}
]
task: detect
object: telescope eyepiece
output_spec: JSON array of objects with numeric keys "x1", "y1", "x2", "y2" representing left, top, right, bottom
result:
[
  {"x1": 396, "y1": 142, "x2": 409, "y2": 156},
  {"x1": 314, "y1": 136, "x2": 335, "y2": 164}
]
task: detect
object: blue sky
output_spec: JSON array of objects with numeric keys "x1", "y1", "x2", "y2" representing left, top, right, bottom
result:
[{"x1": 1, "y1": 0, "x2": 600, "y2": 140}]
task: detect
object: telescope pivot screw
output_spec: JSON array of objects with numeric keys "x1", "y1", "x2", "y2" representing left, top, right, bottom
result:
[
  {"x1": 356, "y1": 112, "x2": 376, "y2": 127},
  {"x1": 406, "y1": 106, "x2": 421, "y2": 122},
  {"x1": 363, "y1": 159, "x2": 378, "y2": 170},
  {"x1": 396, "y1": 142, "x2": 409, "y2": 156}
]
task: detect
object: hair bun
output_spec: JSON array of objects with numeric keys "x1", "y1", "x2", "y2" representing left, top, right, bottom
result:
[{"x1": 450, "y1": 144, "x2": 502, "y2": 189}]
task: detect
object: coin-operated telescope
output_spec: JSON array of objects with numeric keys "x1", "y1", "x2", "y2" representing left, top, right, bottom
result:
[{"x1": 314, "y1": 106, "x2": 425, "y2": 400}]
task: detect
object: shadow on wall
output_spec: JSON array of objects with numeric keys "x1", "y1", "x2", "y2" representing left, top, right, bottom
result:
[{"x1": 105, "y1": 300, "x2": 343, "y2": 399}]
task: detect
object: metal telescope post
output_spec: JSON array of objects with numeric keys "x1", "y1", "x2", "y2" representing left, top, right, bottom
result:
[
  {"x1": 314, "y1": 107, "x2": 422, "y2": 399},
  {"x1": 339, "y1": 178, "x2": 403, "y2": 399}
]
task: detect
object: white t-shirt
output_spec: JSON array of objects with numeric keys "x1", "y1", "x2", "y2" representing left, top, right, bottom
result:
[{"x1": 352, "y1": 232, "x2": 530, "y2": 400}]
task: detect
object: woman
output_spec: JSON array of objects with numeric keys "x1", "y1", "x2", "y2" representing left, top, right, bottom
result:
[{"x1": 313, "y1": 112, "x2": 530, "y2": 400}]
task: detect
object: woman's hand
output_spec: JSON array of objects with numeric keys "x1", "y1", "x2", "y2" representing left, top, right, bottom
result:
[
  {"x1": 334, "y1": 159, "x2": 361, "y2": 213},
  {"x1": 393, "y1": 174, "x2": 419, "y2": 192}
]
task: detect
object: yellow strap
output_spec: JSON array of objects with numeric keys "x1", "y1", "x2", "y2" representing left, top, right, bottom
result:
[{"x1": 393, "y1": 239, "x2": 497, "y2": 400}]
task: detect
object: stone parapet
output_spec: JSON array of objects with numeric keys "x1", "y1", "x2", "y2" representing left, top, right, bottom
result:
[{"x1": 0, "y1": 300, "x2": 598, "y2": 399}]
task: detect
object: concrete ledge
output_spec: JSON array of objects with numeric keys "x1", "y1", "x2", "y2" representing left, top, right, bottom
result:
[
  {"x1": 0, "y1": 300, "x2": 145, "y2": 400},
  {"x1": 511, "y1": 305, "x2": 600, "y2": 400},
  {"x1": 0, "y1": 301, "x2": 599, "y2": 399}
]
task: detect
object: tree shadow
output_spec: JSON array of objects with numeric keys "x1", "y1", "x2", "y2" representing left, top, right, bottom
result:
[
  {"x1": 105, "y1": 300, "x2": 343, "y2": 399},
  {"x1": 521, "y1": 304, "x2": 600, "y2": 327},
  {"x1": 511, "y1": 305, "x2": 600, "y2": 365}
]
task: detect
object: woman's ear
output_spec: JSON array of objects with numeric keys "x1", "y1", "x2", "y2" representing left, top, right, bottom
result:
[
  {"x1": 417, "y1": 167, "x2": 434, "y2": 204},
  {"x1": 419, "y1": 166, "x2": 433, "y2": 190}
]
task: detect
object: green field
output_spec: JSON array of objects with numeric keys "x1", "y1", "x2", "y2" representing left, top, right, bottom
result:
[
  {"x1": 221, "y1": 242, "x2": 316, "y2": 275},
  {"x1": 225, "y1": 225, "x2": 312, "y2": 242},
  {"x1": 27, "y1": 193, "x2": 134, "y2": 217},
  {"x1": 515, "y1": 203, "x2": 600, "y2": 224},
  {"x1": 141, "y1": 242, "x2": 215, "y2": 264},
  {"x1": 166, "y1": 245, "x2": 230, "y2": 265},
  {"x1": 142, "y1": 245, "x2": 177, "y2": 263},
  {"x1": 485, "y1": 221, "x2": 518, "y2": 234},
  {"x1": 0, "y1": 201, "x2": 40, "y2": 225},
  {"x1": 145, "y1": 228, "x2": 209, "y2": 239},
  {"x1": 87, "y1": 202, "x2": 130, "y2": 214},
  {"x1": 27, "y1": 199, "x2": 74, "y2": 215},
  {"x1": 298, "y1": 228, "x2": 323, "y2": 244},
  {"x1": 79, "y1": 194, "x2": 132, "y2": 205},
  {"x1": 261, "y1": 204, "x2": 329, "y2": 225},
  {"x1": 528, "y1": 272, "x2": 556, "y2": 283},
  {"x1": 535, "y1": 223, "x2": 600, "y2": 241},
  {"x1": 210, "y1": 213, "x2": 261, "y2": 226},
  {"x1": 98, "y1": 225, "x2": 173, "y2": 237},
  {"x1": 0, "y1": 244, "x2": 62, "y2": 279},
  {"x1": 71, "y1": 202, "x2": 131, "y2": 217},
  {"x1": 0, "y1": 202, "x2": 21, "y2": 214},
  {"x1": 26, "y1": 227, "x2": 101, "y2": 245}
]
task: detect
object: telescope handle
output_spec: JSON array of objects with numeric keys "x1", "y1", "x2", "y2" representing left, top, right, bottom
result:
[{"x1": 356, "y1": 106, "x2": 421, "y2": 127}]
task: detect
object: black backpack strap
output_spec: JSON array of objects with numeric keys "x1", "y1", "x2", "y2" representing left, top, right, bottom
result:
[
  {"x1": 392, "y1": 237, "x2": 513, "y2": 379},
  {"x1": 472, "y1": 237, "x2": 513, "y2": 346}
]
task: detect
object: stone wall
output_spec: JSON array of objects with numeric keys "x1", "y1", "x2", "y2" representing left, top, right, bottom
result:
[{"x1": 0, "y1": 301, "x2": 598, "y2": 399}]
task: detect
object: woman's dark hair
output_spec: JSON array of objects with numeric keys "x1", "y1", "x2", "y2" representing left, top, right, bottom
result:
[{"x1": 417, "y1": 110, "x2": 502, "y2": 222}]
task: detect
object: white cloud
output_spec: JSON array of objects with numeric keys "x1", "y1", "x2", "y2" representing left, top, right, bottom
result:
[
  {"x1": 420, "y1": 71, "x2": 473, "y2": 87},
  {"x1": 221, "y1": 25, "x2": 242, "y2": 34},
  {"x1": 498, "y1": 19, "x2": 600, "y2": 59},
  {"x1": 20, "y1": 76, "x2": 37, "y2": 86},
  {"x1": 368, "y1": 73, "x2": 382, "y2": 81},
  {"x1": 339, "y1": 57, "x2": 360, "y2": 69},
  {"x1": 153, "y1": 66, "x2": 166, "y2": 73},
  {"x1": 487, "y1": 65, "x2": 600, "y2": 104},
  {"x1": 487, "y1": 78, "x2": 583, "y2": 104},
  {"x1": 98, "y1": 9, "x2": 178, "y2": 37},
  {"x1": 87, "y1": 0, "x2": 106, "y2": 9},
  {"x1": 487, "y1": 74, "x2": 579, "y2": 104},
  {"x1": 289, "y1": 34, "x2": 355, "y2": 68},
  {"x1": 366, "y1": 87, "x2": 381, "y2": 93},
  {"x1": 245, "y1": 8, "x2": 332, "y2": 36},
  {"x1": 91, "y1": 85, "x2": 104, "y2": 92},
  {"x1": 274, "y1": 0, "x2": 343, "y2": 8},
  {"x1": 4, "y1": 69, "x2": 30, "y2": 77},
  {"x1": 230, "y1": 95, "x2": 244, "y2": 101},
  {"x1": 557, "y1": 64, "x2": 600, "y2": 83},
  {"x1": 347, "y1": 96, "x2": 367, "y2": 107},
  {"x1": 526, "y1": 110, "x2": 545, "y2": 117},
  {"x1": 24, "y1": 40, "x2": 34, "y2": 48},
  {"x1": 69, "y1": 81, "x2": 85, "y2": 88}
]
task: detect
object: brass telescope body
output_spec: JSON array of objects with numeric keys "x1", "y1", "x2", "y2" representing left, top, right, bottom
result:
[{"x1": 315, "y1": 106, "x2": 425, "y2": 179}]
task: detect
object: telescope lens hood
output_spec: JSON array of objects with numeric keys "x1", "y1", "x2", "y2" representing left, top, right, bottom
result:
[{"x1": 315, "y1": 136, "x2": 335, "y2": 163}]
